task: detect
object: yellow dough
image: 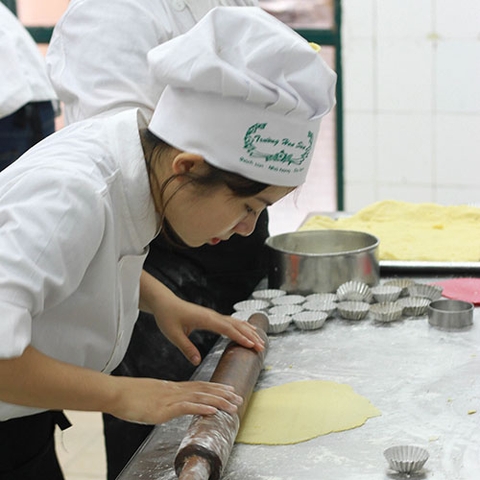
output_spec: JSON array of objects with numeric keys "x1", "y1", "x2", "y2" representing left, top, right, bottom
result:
[
  {"x1": 235, "y1": 380, "x2": 381, "y2": 445},
  {"x1": 299, "y1": 200, "x2": 480, "y2": 262}
]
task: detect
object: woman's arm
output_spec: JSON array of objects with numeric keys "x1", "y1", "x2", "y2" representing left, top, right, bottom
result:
[
  {"x1": 139, "y1": 270, "x2": 265, "y2": 366},
  {"x1": 0, "y1": 345, "x2": 242, "y2": 424}
]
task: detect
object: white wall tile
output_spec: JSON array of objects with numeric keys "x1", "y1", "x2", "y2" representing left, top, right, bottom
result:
[
  {"x1": 435, "y1": 114, "x2": 480, "y2": 186},
  {"x1": 342, "y1": 0, "x2": 480, "y2": 211},
  {"x1": 436, "y1": 0, "x2": 480, "y2": 38},
  {"x1": 436, "y1": 40, "x2": 480, "y2": 113},
  {"x1": 342, "y1": 0, "x2": 374, "y2": 40},
  {"x1": 344, "y1": 183, "x2": 377, "y2": 211},
  {"x1": 377, "y1": 113, "x2": 433, "y2": 183},
  {"x1": 377, "y1": 184, "x2": 434, "y2": 203},
  {"x1": 342, "y1": 39, "x2": 375, "y2": 111},
  {"x1": 435, "y1": 186, "x2": 480, "y2": 206},
  {"x1": 377, "y1": 39, "x2": 433, "y2": 112},
  {"x1": 344, "y1": 112, "x2": 376, "y2": 182},
  {"x1": 268, "y1": 200, "x2": 312, "y2": 235},
  {"x1": 377, "y1": 0, "x2": 432, "y2": 38}
]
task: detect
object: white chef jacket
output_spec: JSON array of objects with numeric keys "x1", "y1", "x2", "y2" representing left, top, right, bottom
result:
[
  {"x1": 0, "y1": 3, "x2": 57, "y2": 118},
  {"x1": 46, "y1": 0, "x2": 258, "y2": 125},
  {"x1": 0, "y1": 108, "x2": 157, "y2": 421}
]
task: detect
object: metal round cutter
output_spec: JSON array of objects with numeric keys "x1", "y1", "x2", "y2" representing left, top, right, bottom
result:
[{"x1": 428, "y1": 299, "x2": 474, "y2": 330}]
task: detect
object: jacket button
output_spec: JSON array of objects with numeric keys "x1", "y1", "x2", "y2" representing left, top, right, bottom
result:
[{"x1": 171, "y1": 0, "x2": 186, "y2": 11}]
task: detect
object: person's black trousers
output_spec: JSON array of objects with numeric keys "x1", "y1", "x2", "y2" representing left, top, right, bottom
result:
[
  {"x1": 0, "y1": 100, "x2": 55, "y2": 171},
  {"x1": 0, "y1": 410, "x2": 71, "y2": 480}
]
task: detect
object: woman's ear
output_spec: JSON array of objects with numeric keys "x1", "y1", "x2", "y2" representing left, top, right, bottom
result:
[{"x1": 171, "y1": 152, "x2": 205, "y2": 175}]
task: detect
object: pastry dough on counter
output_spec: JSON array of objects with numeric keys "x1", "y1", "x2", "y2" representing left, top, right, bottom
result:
[
  {"x1": 236, "y1": 380, "x2": 381, "y2": 445},
  {"x1": 299, "y1": 200, "x2": 480, "y2": 262}
]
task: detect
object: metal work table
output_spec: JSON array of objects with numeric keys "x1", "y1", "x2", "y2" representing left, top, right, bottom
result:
[{"x1": 118, "y1": 275, "x2": 480, "y2": 479}]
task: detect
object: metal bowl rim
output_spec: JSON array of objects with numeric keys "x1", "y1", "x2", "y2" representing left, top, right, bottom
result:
[{"x1": 265, "y1": 229, "x2": 380, "y2": 257}]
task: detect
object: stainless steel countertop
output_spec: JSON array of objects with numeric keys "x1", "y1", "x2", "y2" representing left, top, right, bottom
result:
[{"x1": 118, "y1": 277, "x2": 480, "y2": 480}]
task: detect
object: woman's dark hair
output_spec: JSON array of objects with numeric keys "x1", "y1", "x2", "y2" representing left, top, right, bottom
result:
[{"x1": 141, "y1": 128, "x2": 269, "y2": 247}]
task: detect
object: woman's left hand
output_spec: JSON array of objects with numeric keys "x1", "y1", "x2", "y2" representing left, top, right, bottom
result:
[{"x1": 139, "y1": 271, "x2": 265, "y2": 366}]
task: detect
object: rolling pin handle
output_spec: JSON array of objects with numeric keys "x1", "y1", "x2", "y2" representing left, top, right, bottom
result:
[{"x1": 177, "y1": 455, "x2": 211, "y2": 480}]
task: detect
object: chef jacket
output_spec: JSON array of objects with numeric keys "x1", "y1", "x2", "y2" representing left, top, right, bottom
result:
[
  {"x1": 0, "y1": 109, "x2": 157, "y2": 421},
  {"x1": 0, "y1": 3, "x2": 57, "y2": 118},
  {"x1": 46, "y1": 0, "x2": 258, "y2": 125}
]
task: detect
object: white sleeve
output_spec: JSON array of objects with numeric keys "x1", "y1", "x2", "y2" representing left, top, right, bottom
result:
[
  {"x1": 0, "y1": 4, "x2": 57, "y2": 117},
  {"x1": 0, "y1": 33, "x2": 33, "y2": 116},
  {"x1": 185, "y1": 0, "x2": 259, "y2": 22},
  {"x1": 46, "y1": 0, "x2": 173, "y2": 124},
  {"x1": 0, "y1": 167, "x2": 106, "y2": 359}
]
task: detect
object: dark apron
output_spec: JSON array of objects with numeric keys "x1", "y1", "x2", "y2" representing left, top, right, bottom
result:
[{"x1": 0, "y1": 410, "x2": 71, "y2": 480}]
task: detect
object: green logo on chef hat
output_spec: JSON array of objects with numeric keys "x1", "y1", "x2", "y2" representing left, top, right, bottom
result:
[{"x1": 242, "y1": 123, "x2": 313, "y2": 166}]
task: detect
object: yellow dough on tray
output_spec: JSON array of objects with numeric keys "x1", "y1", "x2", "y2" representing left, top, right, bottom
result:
[
  {"x1": 299, "y1": 200, "x2": 480, "y2": 262},
  {"x1": 236, "y1": 380, "x2": 381, "y2": 445}
]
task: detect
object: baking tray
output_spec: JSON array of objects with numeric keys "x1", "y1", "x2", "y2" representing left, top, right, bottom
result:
[
  {"x1": 380, "y1": 259, "x2": 480, "y2": 272},
  {"x1": 299, "y1": 211, "x2": 480, "y2": 273}
]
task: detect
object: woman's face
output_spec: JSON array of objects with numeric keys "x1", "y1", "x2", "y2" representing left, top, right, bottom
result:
[{"x1": 164, "y1": 183, "x2": 291, "y2": 248}]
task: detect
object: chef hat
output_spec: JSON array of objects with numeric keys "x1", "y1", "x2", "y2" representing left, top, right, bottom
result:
[{"x1": 147, "y1": 6, "x2": 336, "y2": 187}]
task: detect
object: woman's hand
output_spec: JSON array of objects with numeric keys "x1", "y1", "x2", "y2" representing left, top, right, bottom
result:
[
  {"x1": 108, "y1": 377, "x2": 243, "y2": 425},
  {"x1": 155, "y1": 298, "x2": 265, "y2": 366},
  {"x1": 139, "y1": 271, "x2": 265, "y2": 366}
]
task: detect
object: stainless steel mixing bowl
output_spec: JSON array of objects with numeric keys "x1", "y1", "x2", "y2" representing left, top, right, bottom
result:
[{"x1": 265, "y1": 230, "x2": 380, "y2": 294}]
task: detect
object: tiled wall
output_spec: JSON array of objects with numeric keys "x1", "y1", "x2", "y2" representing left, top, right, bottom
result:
[{"x1": 341, "y1": 0, "x2": 480, "y2": 211}]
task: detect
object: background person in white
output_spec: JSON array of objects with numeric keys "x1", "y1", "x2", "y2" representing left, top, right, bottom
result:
[
  {"x1": 46, "y1": 1, "x2": 276, "y2": 477},
  {"x1": 47, "y1": 0, "x2": 260, "y2": 124},
  {"x1": 0, "y1": 2, "x2": 56, "y2": 171}
]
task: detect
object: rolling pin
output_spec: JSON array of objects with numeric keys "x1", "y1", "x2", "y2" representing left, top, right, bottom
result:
[{"x1": 174, "y1": 312, "x2": 269, "y2": 480}]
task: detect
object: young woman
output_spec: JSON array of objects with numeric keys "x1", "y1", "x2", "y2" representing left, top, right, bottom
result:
[
  {"x1": 0, "y1": 7, "x2": 336, "y2": 479},
  {"x1": 46, "y1": 2, "x2": 272, "y2": 476}
]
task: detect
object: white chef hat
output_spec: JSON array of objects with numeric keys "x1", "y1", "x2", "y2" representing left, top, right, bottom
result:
[{"x1": 147, "y1": 6, "x2": 336, "y2": 187}]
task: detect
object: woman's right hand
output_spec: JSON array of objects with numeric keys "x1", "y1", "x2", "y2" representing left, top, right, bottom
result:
[
  {"x1": 106, "y1": 377, "x2": 243, "y2": 425},
  {"x1": 0, "y1": 346, "x2": 241, "y2": 426}
]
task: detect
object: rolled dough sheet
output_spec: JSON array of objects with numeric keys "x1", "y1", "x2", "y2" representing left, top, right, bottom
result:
[
  {"x1": 300, "y1": 200, "x2": 480, "y2": 262},
  {"x1": 236, "y1": 380, "x2": 381, "y2": 445}
]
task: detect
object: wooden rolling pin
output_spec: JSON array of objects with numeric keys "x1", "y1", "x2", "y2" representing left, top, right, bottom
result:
[{"x1": 175, "y1": 312, "x2": 269, "y2": 480}]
